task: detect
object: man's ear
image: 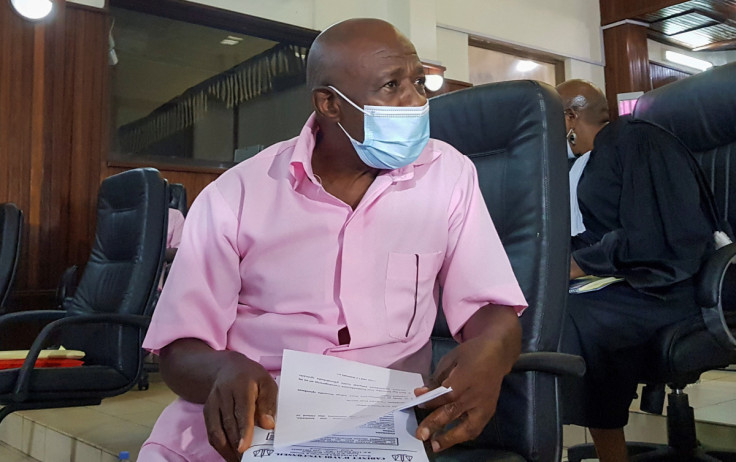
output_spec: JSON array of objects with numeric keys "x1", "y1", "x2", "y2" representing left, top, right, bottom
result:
[{"x1": 312, "y1": 88, "x2": 341, "y2": 121}]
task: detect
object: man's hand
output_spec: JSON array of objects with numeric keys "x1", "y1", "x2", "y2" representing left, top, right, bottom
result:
[
  {"x1": 203, "y1": 355, "x2": 277, "y2": 462},
  {"x1": 570, "y1": 256, "x2": 586, "y2": 279},
  {"x1": 159, "y1": 339, "x2": 277, "y2": 462},
  {"x1": 415, "y1": 305, "x2": 521, "y2": 453}
]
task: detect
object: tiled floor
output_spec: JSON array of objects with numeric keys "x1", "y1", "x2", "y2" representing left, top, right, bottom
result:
[{"x1": 0, "y1": 370, "x2": 734, "y2": 462}]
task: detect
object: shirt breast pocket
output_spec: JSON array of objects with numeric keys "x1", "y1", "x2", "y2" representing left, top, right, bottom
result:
[{"x1": 385, "y1": 251, "x2": 444, "y2": 340}]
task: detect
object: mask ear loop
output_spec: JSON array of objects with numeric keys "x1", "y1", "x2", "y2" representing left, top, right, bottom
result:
[{"x1": 327, "y1": 86, "x2": 368, "y2": 115}]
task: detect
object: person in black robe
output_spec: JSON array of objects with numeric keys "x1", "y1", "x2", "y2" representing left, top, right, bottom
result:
[{"x1": 557, "y1": 80, "x2": 719, "y2": 462}]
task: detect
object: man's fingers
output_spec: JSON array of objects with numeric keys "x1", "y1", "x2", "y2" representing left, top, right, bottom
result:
[
  {"x1": 429, "y1": 411, "x2": 486, "y2": 453},
  {"x1": 416, "y1": 390, "x2": 454, "y2": 410},
  {"x1": 236, "y1": 382, "x2": 258, "y2": 453},
  {"x1": 256, "y1": 377, "x2": 278, "y2": 429},
  {"x1": 204, "y1": 398, "x2": 239, "y2": 462},
  {"x1": 203, "y1": 399, "x2": 228, "y2": 452},
  {"x1": 416, "y1": 399, "x2": 464, "y2": 441},
  {"x1": 222, "y1": 396, "x2": 244, "y2": 453}
]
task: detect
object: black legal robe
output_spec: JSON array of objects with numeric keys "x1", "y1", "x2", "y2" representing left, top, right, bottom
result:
[{"x1": 572, "y1": 116, "x2": 716, "y2": 293}]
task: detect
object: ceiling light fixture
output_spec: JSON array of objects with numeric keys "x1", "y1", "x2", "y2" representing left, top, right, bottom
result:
[
  {"x1": 9, "y1": 0, "x2": 53, "y2": 20},
  {"x1": 516, "y1": 60, "x2": 538, "y2": 72},
  {"x1": 664, "y1": 50, "x2": 713, "y2": 71},
  {"x1": 220, "y1": 35, "x2": 243, "y2": 46},
  {"x1": 425, "y1": 74, "x2": 444, "y2": 92}
]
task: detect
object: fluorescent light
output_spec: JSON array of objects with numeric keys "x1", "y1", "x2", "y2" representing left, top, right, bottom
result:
[
  {"x1": 10, "y1": 0, "x2": 53, "y2": 20},
  {"x1": 664, "y1": 50, "x2": 713, "y2": 71},
  {"x1": 226, "y1": 36, "x2": 243, "y2": 41},
  {"x1": 220, "y1": 39, "x2": 240, "y2": 46},
  {"x1": 516, "y1": 60, "x2": 539, "y2": 72},
  {"x1": 425, "y1": 74, "x2": 444, "y2": 92}
]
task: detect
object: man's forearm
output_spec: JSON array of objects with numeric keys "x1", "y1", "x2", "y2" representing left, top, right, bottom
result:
[
  {"x1": 460, "y1": 304, "x2": 522, "y2": 373},
  {"x1": 159, "y1": 338, "x2": 252, "y2": 404}
]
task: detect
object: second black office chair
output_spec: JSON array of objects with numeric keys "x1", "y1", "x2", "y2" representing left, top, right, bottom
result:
[
  {"x1": 0, "y1": 203, "x2": 23, "y2": 314},
  {"x1": 0, "y1": 168, "x2": 168, "y2": 423},
  {"x1": 428, "y1": 80, "x2": 585, "y2": 462}
]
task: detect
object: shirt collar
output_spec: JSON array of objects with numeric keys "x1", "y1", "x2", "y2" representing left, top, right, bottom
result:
[
  {"x1": 289, "y1": 113, "x2": 442, "y2": 189},
  {"x1": 289, "y1": 113, "x2": 321, "y2": 190}
]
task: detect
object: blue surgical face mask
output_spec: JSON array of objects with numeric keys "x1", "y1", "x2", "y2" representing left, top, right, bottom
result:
[{"x1": 328, "y1": 86, "x2": 430, "y2": 170}]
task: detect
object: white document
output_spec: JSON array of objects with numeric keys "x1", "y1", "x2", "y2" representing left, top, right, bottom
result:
[
  {"x1": 273, "y1": 349, "x2": 451, "y2": 449},
  {"x1": 242, "y1": 408, "x2": 428, "y2": 461}
]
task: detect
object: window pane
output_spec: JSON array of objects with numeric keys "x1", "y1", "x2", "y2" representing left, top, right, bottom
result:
[
  {"x1": 110, "y1": 7, "x2": 313, "y2": 165},
  {"x1": 468, "y1": 46, "x2": 557, "y2": 86}
]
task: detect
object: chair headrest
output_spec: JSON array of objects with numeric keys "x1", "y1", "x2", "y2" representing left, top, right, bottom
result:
[
  {"x1": 430, "y1": 80, "x2": 562, "y2": 155},
  {"x1": 633, "y1": 62, "x2": 736, "y2": 152}
]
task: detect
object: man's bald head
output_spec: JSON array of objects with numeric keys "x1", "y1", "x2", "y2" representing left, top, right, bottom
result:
[
  {"x1": 556, "y1": 79, "x2": 609, "y2": 127},
  {"x1": 306, "y1": 18, "x2": 413, "y2": 91}
]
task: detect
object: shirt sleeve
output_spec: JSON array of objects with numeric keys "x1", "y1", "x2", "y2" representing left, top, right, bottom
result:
[
  {"x1": 439, "y1": 156, "x2": 527, "y2": 339},
  {"x1": 572, "y1": 121, "x2": 714, "y2": 289},
  {"x1": 143, "y1": 183, "x2": 242, "y2": 354}
]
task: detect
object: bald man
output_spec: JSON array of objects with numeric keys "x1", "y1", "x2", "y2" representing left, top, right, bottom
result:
[
  {"x1": 139, "y1": 18, "x2": 526, "y2": 462},
  {"x1": 557, "y1": 81, "x2": 720, "y2": 462}
]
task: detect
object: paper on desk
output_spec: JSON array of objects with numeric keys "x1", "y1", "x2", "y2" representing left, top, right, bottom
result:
[{"x1": 274, "y1": 349, "x2": 451, "y2": 449}]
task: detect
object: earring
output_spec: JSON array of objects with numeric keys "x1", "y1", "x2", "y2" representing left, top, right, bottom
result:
[{"x1": 567, "y1": 128, "x2": 577, "y2": 146}]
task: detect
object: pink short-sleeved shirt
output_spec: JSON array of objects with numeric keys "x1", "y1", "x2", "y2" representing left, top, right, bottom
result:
[{"x1": 140, "y1": 114, "x2": 526, "y2": 460}]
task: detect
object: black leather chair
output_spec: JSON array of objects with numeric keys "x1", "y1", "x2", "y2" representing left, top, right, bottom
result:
[
  {"x1": 0, "y1": 203, "x2": 23, "y2": 313},
  {"x1": 567, "y1": 63, "x2": 736, "y2": 461},
  {"x1": 428, "y1": 80, "x2": 585, "y2": 462},
  {"x1": 0, "y1": 168, "x2": 168, "y2": 422},
  {"x1": 168, "y1": 182, "x2": 188, "y2": 217}
]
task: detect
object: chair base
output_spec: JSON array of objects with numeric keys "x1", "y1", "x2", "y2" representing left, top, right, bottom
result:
[
  {"x1": 0, "y1": 398, "x2": 101, "y2": 424},
  {"x1": 568, "y1": 386, "x2": 736, "y2": 462}
]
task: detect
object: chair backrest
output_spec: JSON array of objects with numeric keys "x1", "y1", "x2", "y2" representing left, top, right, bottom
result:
[
  {"x1": 62, "y1": 168, "x2": 168, "y2": 378},
  {"x1": 168, "y1": 183, "x2": 188, "y2": 217},
  {"x1": 429, "y1": 80, "x2": 570, "y2": 461},
  {"x1": 0, "y1": 203, "x2": 23, "y2": 312},
  {"x1": 633, "y1": 62, "x2": 736, "y2": 233}
]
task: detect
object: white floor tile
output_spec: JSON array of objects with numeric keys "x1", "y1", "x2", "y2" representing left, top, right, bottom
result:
[
  {"x1": 695, "y1": 399, "x2": 736, "y2": 425},
  {"x1": 21, "y1": 419, "x2": 45, "y2": 461},
  {"x1": 0, "y1": 441, "x2": 41, "y2": 462}
]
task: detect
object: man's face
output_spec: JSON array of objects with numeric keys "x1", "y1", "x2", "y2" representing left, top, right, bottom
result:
[{"x1": 336, "y1": 33, "x2": 427, "y2": 142}]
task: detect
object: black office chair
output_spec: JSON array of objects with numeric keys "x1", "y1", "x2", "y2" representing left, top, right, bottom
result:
[
  {"x1": 0, "y1": 203, "x2": 23, "y2": 313},
  {"x1": 0, "y1": 168, "x2": 168, "y2": 423},
  {"x1": 567, "y1": 63, "x2": 736, "y2": 461},
  {"x1": 168, "y1": 183, "x2": 188, "y2": 217},
  {"x1": 428, "y1": 80, "x2": 585, "y2": 462}
]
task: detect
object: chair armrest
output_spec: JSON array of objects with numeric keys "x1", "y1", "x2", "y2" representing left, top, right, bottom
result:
[
  {"x1": 696, "y1": 242, "x2": 736, "y2": 308},
  {"x1": 12, "y1": 313, "x2": 151, "y2": 401},
  {"x1": 695, "y1": 243, "x2": 736, "y2": 350},
  {"x1": 0, "y1": 310, "x2": 66, "y2": 332},
  {"x1": 511, "y1": 352, "x2": 586, "y2": 377}
]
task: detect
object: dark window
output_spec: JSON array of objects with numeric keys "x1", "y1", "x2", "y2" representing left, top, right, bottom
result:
[{"x1": 109, "y1": 1, "x2": 318, "y2": 167}]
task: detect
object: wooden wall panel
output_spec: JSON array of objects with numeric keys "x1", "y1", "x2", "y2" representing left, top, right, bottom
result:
[
  {"x1": 0, "y1": 0, "x2": 109, "y2": 308},
  {"x1": 1, "y1": 2, "x2": 41, "y2": 297},
  {"x1": 65, "y1": 7, "x2": 108, "y2": 271},
  {"x1": 650, "y1": 61, "x2": 692, "y2": 89},
  {"x1": 602, "y1": 23, "x2": 652, "y2": 118}
]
